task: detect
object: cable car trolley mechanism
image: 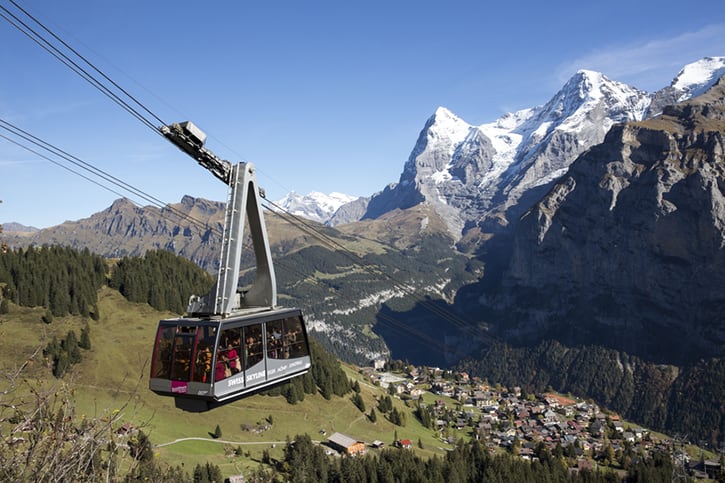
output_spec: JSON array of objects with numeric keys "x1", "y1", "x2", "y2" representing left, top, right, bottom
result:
[{"x1": 149, "y1": 121, "x2": 312, "y2": 411}]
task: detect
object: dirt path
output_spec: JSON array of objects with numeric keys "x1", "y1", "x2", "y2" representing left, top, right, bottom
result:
[{"x1": 155, "y1": 437, "x2": 320, "y2": 448}]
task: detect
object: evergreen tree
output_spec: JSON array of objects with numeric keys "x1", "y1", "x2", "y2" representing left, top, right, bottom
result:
[
  {"x1": 53, "y1": 350, "x2": 69, "y2": 378},
  {"x1": 0, "y1": 246, "x2": 107, "y2": 316},
  {"x1": 378, "y1": 395, "x2": 393, "y2": 413},
  {"x1": 44, "y1": 336, "x2": 60, "y2": 362},
  {"x1": 192, "y1": 464, "x2": 208, "y2": 483},
  {"x1": 351, "y1": 392, "x2": 366, "y2": 412},
  {"x1": 369, "y1": 408, "x2": 377, "y2": 423},
  {"x1": 192, "y1": 462, "x2": 222, "y2": 483},
  {"x1": 320, "y1": 379, "x2": 333, "y2": 400},
  {"x1": 79, "y1": 323, "x2": 91, "y2": 350},
  {"x1": 42, "y1": 309, "x2": 53, "y2": 324},
  {"x1": 213, "y1": 424, "x2": 222, "y2": 439},
  {"x1": 109, "y1": 249, "x2": 213, "y2": 313},
  {"x1": 63, "y1": 330, "x2": 81, "y2": 364},
  {"x1": 129, "y1": 430, "x2": 153, "y2": 463}
]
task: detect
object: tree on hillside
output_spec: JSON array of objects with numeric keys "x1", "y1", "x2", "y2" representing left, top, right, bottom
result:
[
  {"x1": 390, "y1": 406, "x2": 406, "y2": 426},
  {"x1": 79, "y1": 323, "x2": 91, "y2": 350},
  {"x1": 45, "y1": 330, "x2": 90, "y2": 378},
  {"x1": 129, "y1": 430, "x2": 153, "y2": 463},
  {"x1": 0, "y1": 246, "x2": 107, "y2": 317},
  {"x1": 378, "y1": 395, "x2": 393, "y2": 413},
  {"x1": 42, "y1": 308, "x2": 53, "y2": 324},
  {"x1": 109, "y1": 249, "x2": 213, "y2": 313},
  {"x1": 351, "y1": 392, "x2": 366, "y2": 412},
  {"x1": 193, "y1": 462, "x2": 222, "y2": 483}
]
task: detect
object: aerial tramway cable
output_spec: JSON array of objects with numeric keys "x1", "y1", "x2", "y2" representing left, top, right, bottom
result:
[
  {"x1": 0, "y1": 118, "x2": 224, "y2": 242},
  {"x1": 0, "y1": 1, "x2": 163, "y2": 135}
]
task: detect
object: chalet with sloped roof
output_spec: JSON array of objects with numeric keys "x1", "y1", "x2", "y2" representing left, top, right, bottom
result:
[{"x1": 328, "y1": 432, "x2": 366, "y2": 456}]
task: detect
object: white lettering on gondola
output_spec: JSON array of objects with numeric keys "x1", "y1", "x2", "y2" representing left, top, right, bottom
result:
[
  {"x1": 246, "y1": 371, "x2": 265, "y2": 382},
  {"x1": 227, "y1": 376, "x2": 245, "y2": 387}
]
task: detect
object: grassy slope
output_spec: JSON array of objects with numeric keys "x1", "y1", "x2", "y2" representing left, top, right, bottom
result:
[{"x1": 0, "y1": 287, "x2": 453, "y2": 477}]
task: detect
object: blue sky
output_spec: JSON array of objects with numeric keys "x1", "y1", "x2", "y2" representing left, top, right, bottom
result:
[{"x1": 1, "y1": 0, "x2": 724, "y2": 228}]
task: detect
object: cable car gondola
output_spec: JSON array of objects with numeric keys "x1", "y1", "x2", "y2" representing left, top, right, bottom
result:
[
  {"x1": 149, "y1": 122, "x2": 312, "y2": 411},
  {"x1": 150, "y1": 307, "x2": 311, "y2": 412}
]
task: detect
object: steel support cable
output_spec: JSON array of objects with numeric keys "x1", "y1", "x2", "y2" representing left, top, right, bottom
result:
[
  {"x1": 262, "y1": 199, "x2": 490, "y2": 342},
  {"x1": 0, "y1": 132, "x2": 128, "y2": 200},
  {"x1": 7, "y1": 0, "x2": 165, "y2": 128},
  {"x1": 1, "y1": 119, "x2": 164, "y2": 209},
  {"x1": 0, "y1": 120, "x2": 222, "y2": 241},
  {"x1": 0, "y1": 5, "x2": 161, "y2": 135}
]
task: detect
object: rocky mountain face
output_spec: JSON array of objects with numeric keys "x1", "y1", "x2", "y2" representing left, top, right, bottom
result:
[
  {"x1": 8, "y1": 196, "x2": 225, "y2": 269},
  {"x1": 1, "y1": 222, "x2": 39, "y2": 233},
  {"x1": 486, "y1": 75, "x2": 725, "y2": 363},
  {"x1": 364, "y1": 57, "x2": 725, "y2": 252}
]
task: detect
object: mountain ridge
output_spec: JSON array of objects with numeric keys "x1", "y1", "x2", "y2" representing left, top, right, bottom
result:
[
  {"x1": 485, "y1": 74, "x2": 725, "y2": 363},
  {"x1": 363, "y1": 58, "x2": 725, "y2": 246}
]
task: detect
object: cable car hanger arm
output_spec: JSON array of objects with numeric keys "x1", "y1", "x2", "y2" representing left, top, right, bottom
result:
[
  {"x1": 159, "y1": 121, "x2": 277, "y2": 316},
  {"x1": 160, "y1": 121, "x2": 233, "y2": 185}
]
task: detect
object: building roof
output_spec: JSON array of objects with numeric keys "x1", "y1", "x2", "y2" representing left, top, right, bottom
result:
[{"x1": 329, "y1": 432, "x2": 361, "y2": 449}]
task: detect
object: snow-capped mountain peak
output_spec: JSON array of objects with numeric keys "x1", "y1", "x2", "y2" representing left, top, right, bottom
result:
[
  {"x1": 671, "y1": 56, "x2": 725, "y2": 101},
  {"x1": 425, "y1": 107, "x2": 472, "y2": 146},
  {"x1": 273, "y1": 191, "x2": 357, "y2": 224},
  {"x1": 365, "y1": 66, "x2": 660, "y2": 240},
  {"x1": 363, "y1": 57, "x2": 724, "y2": 243}
]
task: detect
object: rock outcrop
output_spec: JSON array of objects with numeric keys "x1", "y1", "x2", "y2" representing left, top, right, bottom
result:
[{"x1": 492, "y1": 76, "x2": 725, "y2": 363}]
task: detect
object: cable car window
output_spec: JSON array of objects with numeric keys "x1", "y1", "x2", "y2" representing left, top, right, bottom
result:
[
  {"x1": 285, "y1": 316, "x2": 308, "y2": 358},
  {"x1": 267, "y1": 319, "x2": 285, "y2": 359},
  {"x1": 192, "y1": 326, "x2": 217, "y2": 383},
  {"x1": 152, "y1": 325, "x2": 176, "y2": 379},
  {"x1": 170, "y1": 326, "x2": 196, "y2": 381},
  {"x1": 217, "y1": 327, "x2": 242, "y2": 382},
  {"x1": 244, "y1": 324, "x2": 264, "y2": 368}
]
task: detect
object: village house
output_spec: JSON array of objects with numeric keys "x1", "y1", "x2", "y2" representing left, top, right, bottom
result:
[
  {"x1": 396, "y1": 439, "x2": 413, "y2": 449},
  {"x1": 328, "y1": 432, "x2": 367, "y2": 456}
]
